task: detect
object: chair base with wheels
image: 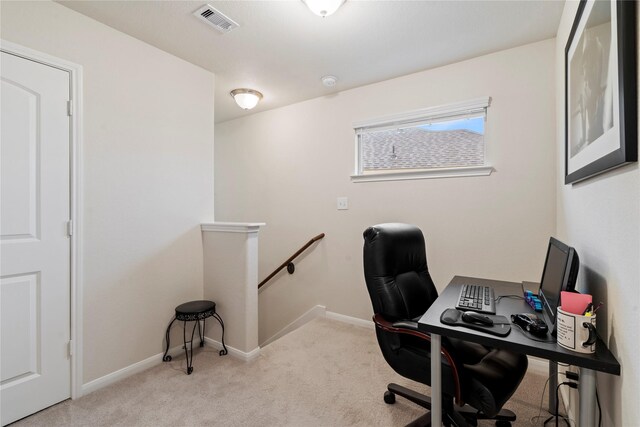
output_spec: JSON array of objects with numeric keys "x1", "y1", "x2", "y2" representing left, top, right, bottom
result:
[
  {"x1": 162, "y1": 300, "x2": 227, "y2": 375},
  {"x1": 383, "y1": 383, "x2": 516, "y2": 427}
]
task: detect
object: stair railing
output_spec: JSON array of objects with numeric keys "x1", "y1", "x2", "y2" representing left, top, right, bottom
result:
[{"x1": 258, "y1": 233, "x2": 325, "y2": 289}]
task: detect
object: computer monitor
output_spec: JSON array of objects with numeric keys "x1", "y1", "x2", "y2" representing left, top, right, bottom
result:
[{"x1": 538, "y1": 237, "x2": 579, "y2": 334}]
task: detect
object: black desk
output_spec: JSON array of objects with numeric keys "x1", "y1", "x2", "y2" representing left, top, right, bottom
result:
[{"x1": 418, "y1": 276, "x2": 620, "y2": 427}]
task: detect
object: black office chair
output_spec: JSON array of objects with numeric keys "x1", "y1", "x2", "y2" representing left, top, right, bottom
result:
[{"x1": 363, "y1": 223, "x2": 528, "y2": 427}]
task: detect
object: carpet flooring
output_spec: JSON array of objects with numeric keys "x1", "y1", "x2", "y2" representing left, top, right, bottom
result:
[{"x1": 13, "y1": 317, "x2": 564, "y2": 426}]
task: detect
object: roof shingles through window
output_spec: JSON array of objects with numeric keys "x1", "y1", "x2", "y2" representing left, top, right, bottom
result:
[{"x1": 362, "y1": 128, "x2": 484, "y2": 170}]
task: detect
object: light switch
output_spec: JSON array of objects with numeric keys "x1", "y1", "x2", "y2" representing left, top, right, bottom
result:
[{"x1": 337, "y1": 197, "x2": 348, "y2": 210}]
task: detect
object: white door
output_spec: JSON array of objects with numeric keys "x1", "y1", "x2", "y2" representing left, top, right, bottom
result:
[{"x1": 1, "y1": 51, "x2": 71, "y2": 426}]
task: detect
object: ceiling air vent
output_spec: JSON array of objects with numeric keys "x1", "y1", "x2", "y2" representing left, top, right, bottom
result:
[{"x1": 194, "y1": 4, "x2": 239, "y2": 33}]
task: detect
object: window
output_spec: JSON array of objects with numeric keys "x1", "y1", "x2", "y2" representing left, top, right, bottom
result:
[{"x1": 352, "y1": 97, "x2": 493, "y2": 182}]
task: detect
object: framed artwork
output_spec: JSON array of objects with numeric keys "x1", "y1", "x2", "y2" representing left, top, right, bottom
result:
[{"x1": 565, "y1": 0, "x2": 637, "y2": 184}]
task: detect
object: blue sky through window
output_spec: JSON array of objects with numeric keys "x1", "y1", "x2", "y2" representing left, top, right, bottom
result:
[{"x1": 419, "y1": 116, "x2": 484, "y2": 134}]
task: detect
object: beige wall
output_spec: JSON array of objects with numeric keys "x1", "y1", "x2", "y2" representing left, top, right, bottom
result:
[
  {"x1": 215, "y1": 39, "x2": 557, "y2": 343},
  {"x1": 555, "y1": 3, "x2": 640, "y2": 426},
  {"x1": 1, "y1": 1, "x2": 215, "y2": 383}
]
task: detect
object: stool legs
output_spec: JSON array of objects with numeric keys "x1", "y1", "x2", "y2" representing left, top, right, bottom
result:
[
  {"x1": 183, "y1": 320, "x2": 198, "y2": 375},
  {"x1": 198, "y1": 318, "x2": 205, "y2": 347},
  {"x1": 162, "y1": 317, "x2": 177, "y2": 362},
  {"x1": 212, "y1": 312, "x2": 228, "y2": 356}
]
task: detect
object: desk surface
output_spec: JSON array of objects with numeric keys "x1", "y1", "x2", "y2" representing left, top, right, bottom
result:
[{"x1": 418, "y1": 276, "x2": 620, "y2": 375}]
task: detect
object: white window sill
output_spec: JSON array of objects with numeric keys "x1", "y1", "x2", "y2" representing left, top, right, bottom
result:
[{"x1": 350, "y1": 165, "x2": 494, "y2": 183}]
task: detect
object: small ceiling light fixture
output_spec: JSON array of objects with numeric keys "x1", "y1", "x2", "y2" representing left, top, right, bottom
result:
[
  {"x1": 321, "y1": 75, "x2": 338, "y2": 87},
  {"x1": 303, "y1": 0, "x2": 345, "y2": 17},
  {"x1": 230, "y1": 88, "x2": 263, "y2": 110}
]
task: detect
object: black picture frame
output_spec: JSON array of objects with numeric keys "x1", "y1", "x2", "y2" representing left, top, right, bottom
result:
[{"x1": 565, "y1": 0, "x2": 637, "y2": 185}]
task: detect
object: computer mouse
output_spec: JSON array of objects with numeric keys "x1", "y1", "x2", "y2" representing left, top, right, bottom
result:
[{"x1": 461, "y1": 311, "x2": 494, "y2": 326}]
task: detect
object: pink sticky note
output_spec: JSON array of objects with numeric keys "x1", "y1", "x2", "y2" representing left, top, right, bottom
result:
[{"x1": 560, "y1": 291, "x2": 592, "y2": 315}]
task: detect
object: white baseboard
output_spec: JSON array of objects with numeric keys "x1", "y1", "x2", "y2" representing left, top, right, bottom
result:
[
  {"x1": 557, "y1": 365, "x2": 578, "y2": 424},
  {"x1": 203, "y1": 336, "x2": 260, "y2": 361},
  {"x1": 260, "y1": 305, "x2": 376, "y2": 347},
  {"x1": 81, "y1": 344, "x2": 183, "y2": 396},
  {"x1": 527, "y1": 356, "x2": 549, "y2": 376},
  {"x1": 326, "y1": 310, "x2": 374, "y2": 329},
  {"x1": 261, "y1": 305, "x2": 378, "y2": 347},
  {"x1": 261, "y1": 305, "x2": 327, "y2": 347},
  {"x1": 559, "y1": 385, "x2": 574, "y2": 423},
  {"x1": 82, "y1": 337, "x2": 259, "y2": 396}
]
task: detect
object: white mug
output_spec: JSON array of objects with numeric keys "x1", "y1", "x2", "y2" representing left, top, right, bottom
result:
[{"x1": 556, "y1": 307, "x2": 597, "y2": 354}]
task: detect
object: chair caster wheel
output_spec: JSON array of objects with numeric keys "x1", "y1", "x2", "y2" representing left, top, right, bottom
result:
[
  {"x1": 495, "y1": 421, "x2": 511, "y2": 427},
  {"x1": 200, "y1": 341, "x2": 205, "y2": 348},
  {"x1": 187, "y1": 367, "x2": 193, "y2": 375},
  {"x1": 384, "y1": 391, "x2": 396, "y2": 404},
  {"x1": 163, "y1": 355, "x2": 172, "y2": 362}
]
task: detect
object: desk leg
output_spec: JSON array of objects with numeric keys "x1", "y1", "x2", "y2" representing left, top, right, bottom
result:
[
  {"x1": 548, "y1": 360, "x2": 558, "y2": 414},
  {"x1": 578, "y1": 368, "x2": 596, "y2": 427},
  {"x1": 431, "y1": 333, "x2": 442, "y2": 427}
]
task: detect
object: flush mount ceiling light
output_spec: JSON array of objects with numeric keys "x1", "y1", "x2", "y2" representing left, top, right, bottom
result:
[
  {"x1": 230, "y1": 88, "x2": 263, "y2": 110},
  {"x1": 321, "y1": 75, "x2": 338, "y2": 87},
  {"x1": 302, "y1": 0, "x2": 345, "y2": 17}
]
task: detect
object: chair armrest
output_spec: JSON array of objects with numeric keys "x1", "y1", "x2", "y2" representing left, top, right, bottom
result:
[
  {"x1": 372, "y1": 313, "x2": 463, "y2": 405},
  {"x1": 391, "y1": 320, "x2": 420, "y2": 331}
]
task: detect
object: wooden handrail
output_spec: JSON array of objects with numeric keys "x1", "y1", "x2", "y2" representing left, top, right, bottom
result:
[{"x1": 258, "y1": 233, "x2": 325, "y2": 289}]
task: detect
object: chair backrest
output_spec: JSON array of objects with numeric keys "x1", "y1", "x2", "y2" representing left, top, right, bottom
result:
[{"x1": 363, "y1": 223, "x2": 439, "y2": 320}]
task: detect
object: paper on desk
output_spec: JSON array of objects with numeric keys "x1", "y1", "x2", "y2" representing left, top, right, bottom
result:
[{"x1": 560, "y1": 291, "x2": 592, "y2": 315}]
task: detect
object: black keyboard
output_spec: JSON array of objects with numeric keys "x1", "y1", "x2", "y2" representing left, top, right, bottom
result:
[{"x1": 455, "y1": 284, "x2": 496, "y2": 314}]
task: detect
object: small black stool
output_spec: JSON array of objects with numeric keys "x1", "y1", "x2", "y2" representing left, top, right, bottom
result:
[{"x1": 162, "y1": 300, "x2": 227, "y2": 374}]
